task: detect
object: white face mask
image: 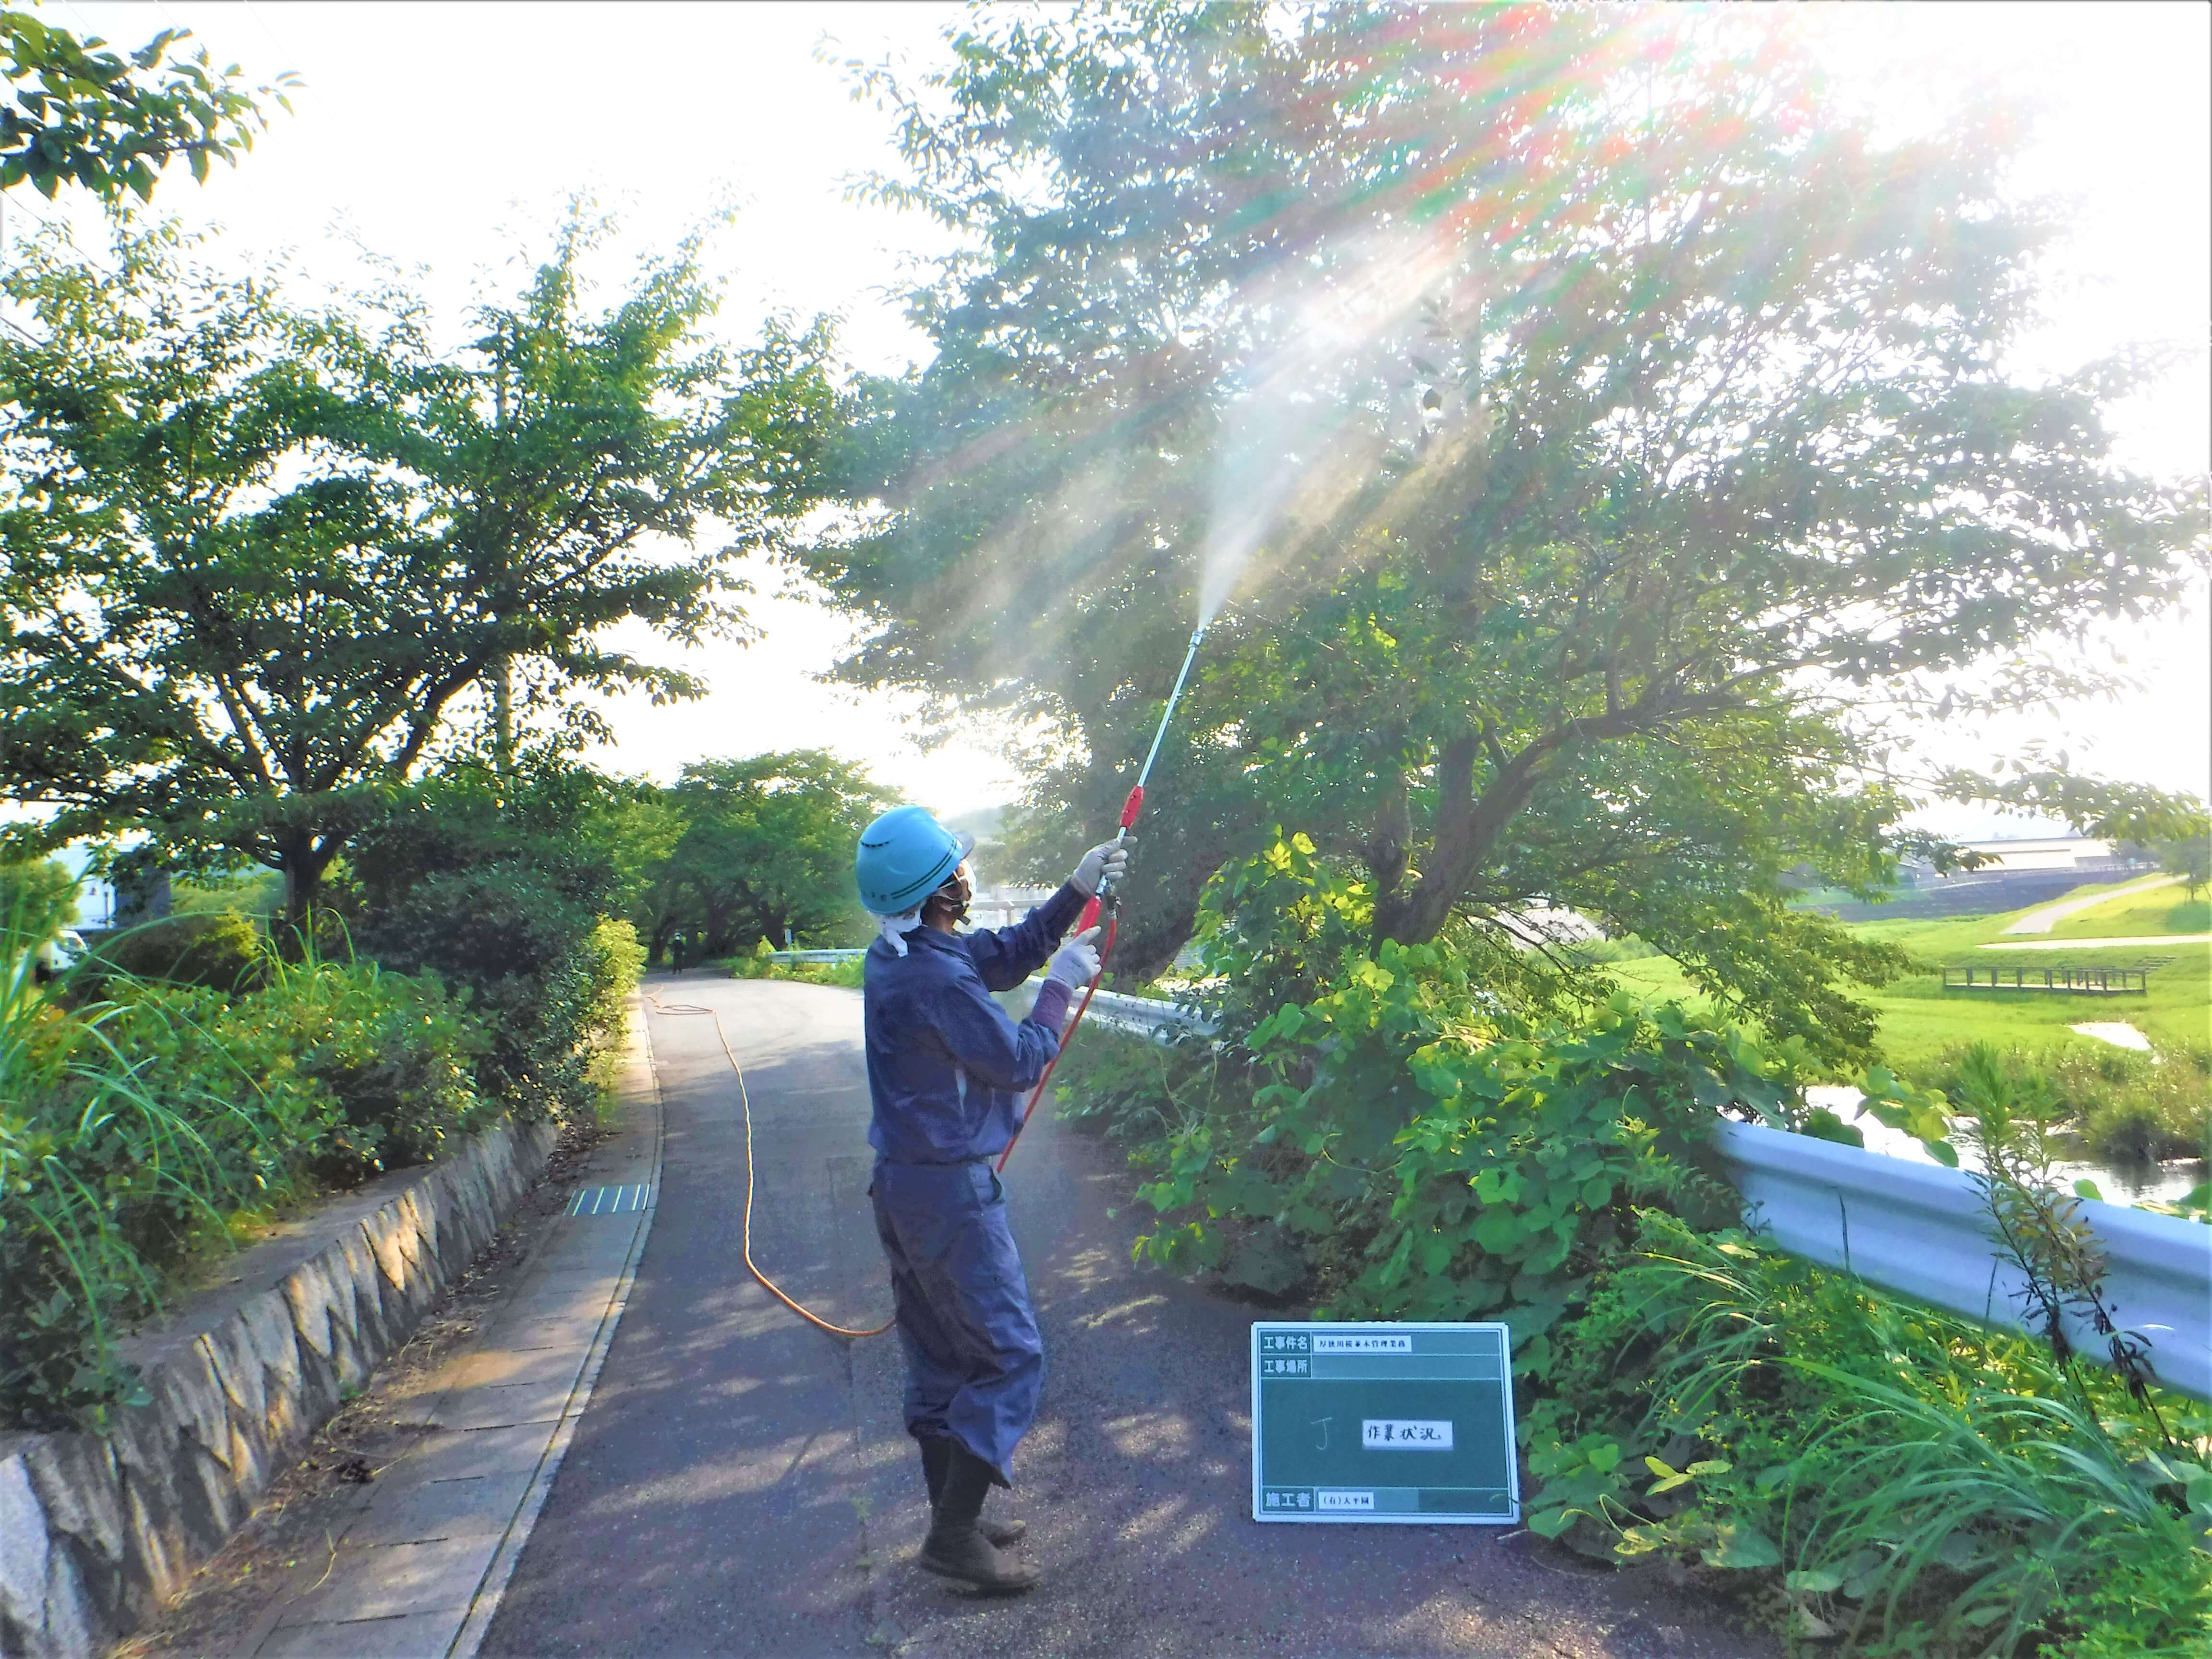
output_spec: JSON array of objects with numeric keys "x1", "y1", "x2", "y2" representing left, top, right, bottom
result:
[{"x1": 878, "y1": 909, "x2": 925, "y2": 957}]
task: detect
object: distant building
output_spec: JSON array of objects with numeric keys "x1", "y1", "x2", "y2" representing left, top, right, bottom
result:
[
  {"x1": 1801, "y1": 835, "x2": 2157, "y2": 922},
  {"x1": 1945, "y1": 837, "x2": 2146, "y2": 874}
]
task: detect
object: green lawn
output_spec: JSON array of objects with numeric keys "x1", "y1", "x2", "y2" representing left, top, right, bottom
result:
[
  {"x1": 2048, "y1": 885, "x2": 2209, "y2": 939},
  {"x1": 1604, "y1": 884, "x2": 2212, "y2": 1077},
  {"x1": 1851, "y1": 897, "x2": 2210, "y2": 1070}
]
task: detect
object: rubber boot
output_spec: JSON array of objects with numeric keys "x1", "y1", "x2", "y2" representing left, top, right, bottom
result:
[
  {"x1": 919, "y1": 1437, "x2": 1025, "y2": 1548},
  {"x1": 919, "y1": 1443, "x2": 1040, "y2": 1593}
]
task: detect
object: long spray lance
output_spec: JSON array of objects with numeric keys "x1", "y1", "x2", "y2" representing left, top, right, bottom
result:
[{"x1": 996, "y1": 622, "x2": 1209, "y2": 1173}]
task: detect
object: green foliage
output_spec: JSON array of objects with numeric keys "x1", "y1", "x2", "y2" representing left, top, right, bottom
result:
[
  {"x1": 346, "y1": 765, "x2": 645, "y2": 1123},
  {"x1": 1121, "y1": 837, "x2": 1782, "y2": 1369},
  {"x1": 726, "y1": 942, "x2": 866, "y2": 988},
  {"x1": 1051, "y1": 839, "x2": 2209, "y2": 1653},
  {"x1": 168, "y1": 955, "x2": 495, "y2": 1183},
  {"x1": 2, "y1": 782, "x2": 644, "y2": 1428},
  {"x1": 0, "y1": 923, "x2": 493, "y2": 1425},
  {"x1": 805, "y1": 3, "x2": 2207, "y2": 1058},
  {"x1": 0, "y1": 856, "x2": 73, "y2": 925},
  {"x1": 1522, "y1": 1214, "x2": 2212, "y2": 1656},
  {"x1": 90, "y1": 909, "x2": 265, "y2": 994},
  {"x1": 0, "y1": 10, "x2": 290, "y2": 201},
  {"x1": 0, "y1": 209, "x2": 842, "y2": 931},
  {"x1": 172, "y1": 869, "x2": 282, "y2": 919},
  {"x1": 1907, "y1": 1040, "x2": 2209, "y2": 1167},
  {"x1": 2156, "y1": 834, "x2": 2211, "y2": 902},
  {"x1": 638, "y1": 751, "x2": 896, "y2": 962}
]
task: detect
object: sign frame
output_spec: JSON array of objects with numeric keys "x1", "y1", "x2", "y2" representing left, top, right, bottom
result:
[{"x1": 1249, "y1": 1321, "x2": 1520, "y2": 1526}]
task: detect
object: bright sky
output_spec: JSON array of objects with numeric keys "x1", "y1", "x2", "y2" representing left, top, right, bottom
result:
[{"x1": 41, "y1": 1, "x2": 2212, "y2": 832}]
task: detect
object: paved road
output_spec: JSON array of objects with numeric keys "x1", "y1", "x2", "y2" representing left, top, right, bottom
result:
[
  {"x1": 483, "y1": 976, "x2": 1770, "y2": 1659},
  {"x1": 1999, "y1": 873, "x2": 2179, "y2": 935},
  {"x1": 1980, "y1": 933, "x2": 2212, "y2": 950}
]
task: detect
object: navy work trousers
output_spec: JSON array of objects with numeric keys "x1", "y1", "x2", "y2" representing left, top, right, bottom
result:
[{"x1": 870, "y1": 1158, "x2": 1043, "y2": 1483}]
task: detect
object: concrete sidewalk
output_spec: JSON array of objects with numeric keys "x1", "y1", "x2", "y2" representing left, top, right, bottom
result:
[{"x1": 225, "y1": 1007, "x2": 664, "y2": 1659}]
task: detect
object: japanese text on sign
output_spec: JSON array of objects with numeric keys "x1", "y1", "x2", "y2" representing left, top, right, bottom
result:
[
  {"x1": 1311, "y1": 1333, "x2": 1411, "y2": 1353},
  {"x1": 1363, "y1": 1419, "x2": 1454, "y2": 1450}
]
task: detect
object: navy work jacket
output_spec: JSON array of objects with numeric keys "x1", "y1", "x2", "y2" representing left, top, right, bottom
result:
[{"x1": 864, "y1": 882, "x2": 1087, "y2": 1165}]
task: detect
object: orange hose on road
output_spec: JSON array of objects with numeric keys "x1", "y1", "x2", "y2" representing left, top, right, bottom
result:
[
  {"x1": 648, "y1": 993, "x2": 894, "y2": 1341},
  {"x1": 652, "y1": 911, "x2": 1112, "y2": 1339}
]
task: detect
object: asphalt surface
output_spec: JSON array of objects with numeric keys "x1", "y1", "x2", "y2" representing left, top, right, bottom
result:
[{"x1": 483, "y1": 974, "x2": 1773, "y2": 1659}]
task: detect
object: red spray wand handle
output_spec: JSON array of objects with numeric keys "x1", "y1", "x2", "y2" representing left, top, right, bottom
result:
[
  {"x1": 1076, "y1": 783, "x2": 1145, "y2": 931},
  {"x1": 1004, "y1": 622, "x2": 1205, "y2": 1173},
  {"x1": 1008, "y1": 781, "x2": 1146, "y2": 1173}
]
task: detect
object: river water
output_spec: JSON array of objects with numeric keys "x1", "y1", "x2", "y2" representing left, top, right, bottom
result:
[{"x1": 1803, "y1": 1085, "x2": 2206, "y2": 1206}]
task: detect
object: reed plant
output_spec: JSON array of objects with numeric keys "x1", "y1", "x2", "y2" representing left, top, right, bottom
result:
[
  {"x1": 0, "y1": 880, "x2": 295, "y2": 1424},
  {"x1": 1910, "y1": 1039, "x2": 2211, "y2": 1167},
  {"x1": 0, "y1": 885, "x2": 499, "y2": 1426},
  {"x1": 1524, "y1": 1213, "x2": 2212, "y2": 1656}
]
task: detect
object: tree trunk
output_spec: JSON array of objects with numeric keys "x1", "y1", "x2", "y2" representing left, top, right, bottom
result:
[
  {"x1": 1366, "y1": 767, "x2": 1412, "y2": 954},
  {"x1": 1372, "y1": 735, "x2": 1557, "y2": 947},
  {"x1": 493, "y1": 656, "x2": 515, "y2": 777},
  {"x1": 279, "y1": 842, "x2": 320, "y2": 956},
  {"x1": 277, "y1": 832, "x2": 345, "y2": 958}
]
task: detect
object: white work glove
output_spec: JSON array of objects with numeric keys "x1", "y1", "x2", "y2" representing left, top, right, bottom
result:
[
  {"x1": 1070, "y1": 841, "x2": 1130, "y2": 898},
  {"x1": 1045, "y1": 925, "x2": 1103, "y2": 989}
]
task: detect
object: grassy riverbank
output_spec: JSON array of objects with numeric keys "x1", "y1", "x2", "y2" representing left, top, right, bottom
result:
[{"x1": 1605, "y1": 897, "x2": 2210, "y2": 1072}]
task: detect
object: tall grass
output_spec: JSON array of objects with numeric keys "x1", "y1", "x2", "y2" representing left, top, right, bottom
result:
[
  {"x1": 1788, "y1": 1370, "x2": 2210, "y2": 1656},
  {"x1": 1908, "y1": 1040, "x2": 2211, "y2": 1167},
  {"x1": 1526, "y1": 1213, "x2": 2212, "y2": 1656},
  {"x1": 1, "y1": 885, "x2": 499, "y2": 1426},
  {"x1": 1, "y1": 882, "x2": 289, "y2": 1423}
]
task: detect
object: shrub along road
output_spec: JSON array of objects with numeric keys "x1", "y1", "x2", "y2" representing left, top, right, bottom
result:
[{"x1": 480, "y1": 976, "x2": 1770, "y2": 1659}]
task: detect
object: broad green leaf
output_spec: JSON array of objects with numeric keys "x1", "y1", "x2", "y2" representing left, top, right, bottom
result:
[{"x1": 1703, "y1": 1524, "x2": 1783, "y2": 1570}]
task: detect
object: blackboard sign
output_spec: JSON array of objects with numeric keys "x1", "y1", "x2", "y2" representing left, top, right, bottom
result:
[{"x1": 1250, "y1": 1322, "x2": 1519, "y2": 1525}]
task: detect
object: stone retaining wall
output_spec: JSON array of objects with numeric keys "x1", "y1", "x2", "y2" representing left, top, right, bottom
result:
[{"x1": 0, "y1": 1118, "x2": 558, "y2": 1659}]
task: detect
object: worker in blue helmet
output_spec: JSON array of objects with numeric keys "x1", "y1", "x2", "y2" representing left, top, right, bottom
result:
[{"x1": 854, "y1": 804, "x2": 1126, "y2": 1594}]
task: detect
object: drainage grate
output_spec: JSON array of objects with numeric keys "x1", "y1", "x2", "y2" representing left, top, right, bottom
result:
[{"x1": 568, "y1": 1183, "x2": 653, "y2": 1217}]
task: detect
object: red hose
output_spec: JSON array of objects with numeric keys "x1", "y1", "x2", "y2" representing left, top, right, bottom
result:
[{"x1": 996, "y1": 910, "x2": 1117, "y2": 1174}]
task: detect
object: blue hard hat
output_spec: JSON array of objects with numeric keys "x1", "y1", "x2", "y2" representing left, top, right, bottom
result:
[{"x1": 854, "y1": 805, "x2": 975, "y2": 916}]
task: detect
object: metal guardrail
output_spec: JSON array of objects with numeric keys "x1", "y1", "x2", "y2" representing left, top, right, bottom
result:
[
  {"x1": 753, "y1": 966, "x2": 2208, "y2": 1394},
  {"x1": 1716, "y1": 1121, "x2": 2209, "y2": 1399},
  {"x1": 765, "y1": 949, "x2": 866, "y2": 964},
  {"x1": 1077, "y1": 987, "x2": 1218, "y2": 1038},
  {"x1": 1062, "y1": 998, "x2": 2210, "y2": 1398}
]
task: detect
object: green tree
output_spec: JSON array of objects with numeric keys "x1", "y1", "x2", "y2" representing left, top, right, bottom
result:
[
  {"x1": 644, "y1": 751, "x2": 897, "y2": 961},
  {"x1": 0, "y1": 212, "x2": 842, "y2": 938},
  {"x1": 0, "y1": 854, "x2": 72, "y2": 936},
  {"x1": 1, "y1": 9, "x2": 289, "y2": 201},
  {"x1": 804, "y1": 4, "x2": 2209, "y2": 1060},
  {"x1": 344, "y1": 760, "x2": 644, "y2": 1119},
  {"x1": 2156, "y1": 833, "x2": 2211, "y2": 903}
]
